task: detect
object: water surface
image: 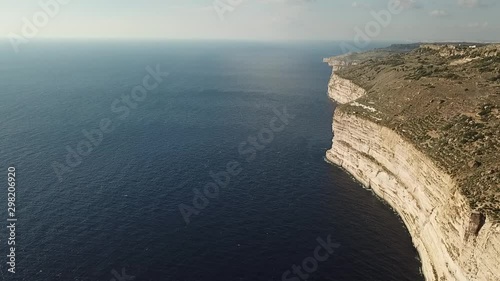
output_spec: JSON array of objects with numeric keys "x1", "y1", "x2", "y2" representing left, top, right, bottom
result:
[{"x1": 0, "y1": 40, "x2": 423, "y2": 281}]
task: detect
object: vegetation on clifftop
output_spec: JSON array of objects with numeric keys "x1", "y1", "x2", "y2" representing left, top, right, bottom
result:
[{"x1": 332, "y1": 44, "x2": 500, "y2": 220}]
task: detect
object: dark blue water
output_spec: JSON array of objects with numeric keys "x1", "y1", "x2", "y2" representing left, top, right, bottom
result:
[{"x1": 0, "y1": 40, "x2": 423, "y2": 281}]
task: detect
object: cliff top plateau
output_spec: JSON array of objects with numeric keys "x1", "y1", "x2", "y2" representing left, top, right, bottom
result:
[{"x1": 326, "y1": 43, "x2": 500, "y2": 220}]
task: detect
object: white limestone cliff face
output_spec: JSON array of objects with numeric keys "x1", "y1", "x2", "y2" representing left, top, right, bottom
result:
[
  {"x1": 326, "y1": 73, "x2": 500, "y2": 281},
  {"x1": 327, "y1": 69, "x2": 366, "y2": 104}
]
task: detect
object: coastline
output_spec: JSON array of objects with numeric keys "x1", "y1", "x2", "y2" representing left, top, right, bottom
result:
[{"x1": 324, "y1": 53, "x2": 500, "y2": 281}]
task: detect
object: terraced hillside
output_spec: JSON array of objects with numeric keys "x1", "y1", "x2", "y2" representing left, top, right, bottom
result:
[{"x1": 334, "y1": 44, "x2": 500, "y2": 220}]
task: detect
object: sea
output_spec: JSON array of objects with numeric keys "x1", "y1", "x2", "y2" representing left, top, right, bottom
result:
[{"x1": 0, "y1": 40, "x2": 424, "y2": 281}]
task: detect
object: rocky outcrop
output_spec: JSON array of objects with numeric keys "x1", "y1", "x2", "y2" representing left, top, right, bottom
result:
[
  {"x1": 421, "y1": 44, "x2": 500, "y2": 65},
  {"x1": 326, "y1": 68, "x2": 500, "y2": 280},
  {"x1": 323, "y1": 55, "x2": 359, "y2": 70},
  {"x1": 327, "y1": 70, "x2": 366, "y2": 104}
]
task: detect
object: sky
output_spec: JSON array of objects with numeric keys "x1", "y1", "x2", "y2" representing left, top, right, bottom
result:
[{"x1": 1, "y1": 0, "x2": 499, "y2": 42}]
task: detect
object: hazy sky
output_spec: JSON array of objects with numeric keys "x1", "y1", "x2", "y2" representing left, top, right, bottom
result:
[{"x1": 1, "y1": 0, "x2": 499, "y2": 42}]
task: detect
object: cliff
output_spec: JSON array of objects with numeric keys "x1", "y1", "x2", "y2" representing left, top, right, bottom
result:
[
  {"x1": 327, "y1": 74, "x2": 366, "y2": 104},
  {"x1": 325, "y1": 44, "x2": 500, "y2": 281}
]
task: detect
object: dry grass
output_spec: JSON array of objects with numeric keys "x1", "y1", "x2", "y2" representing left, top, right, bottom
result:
[{"x1": 333, "y1": 44, "x2": 500, "y2": 220}]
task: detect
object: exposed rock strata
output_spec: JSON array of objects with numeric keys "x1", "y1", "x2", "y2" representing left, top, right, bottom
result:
[
  {"x1": 325, "y1": 57, "x2": 500, "y2": 281},
  {"x1": 327, "y1": 70, "x2": 366, "y2": 104}
]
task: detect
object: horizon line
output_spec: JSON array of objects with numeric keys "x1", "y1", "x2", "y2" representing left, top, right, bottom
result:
[{"x1": 2, "y1": 37, "x2": 499, "y2": 44}]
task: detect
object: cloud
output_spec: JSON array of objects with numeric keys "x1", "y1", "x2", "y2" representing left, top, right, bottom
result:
[
  {"x1": 401, "y1": 0, "x2": 424, "y2": 9},
  {"x1": 467, "y1": 21, "x2": 489, "y2": 28},
  {"x1": 456, "y1": 0, "x2": 493, "y2": 8},
  {"x1": 351, "y1": 0, "x2": 420, "y2": 10},
  {"x1": 351, "y1": 1, "x2": 371, "y2": 9},
  {"x1": 429, "y1": 10, "x2": 448, "y2": 17}
]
